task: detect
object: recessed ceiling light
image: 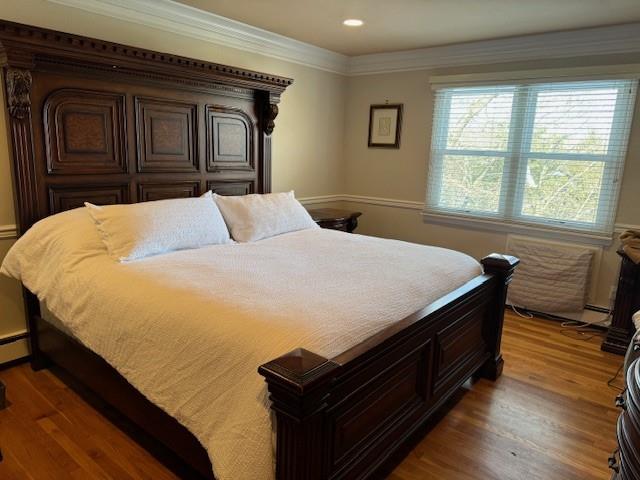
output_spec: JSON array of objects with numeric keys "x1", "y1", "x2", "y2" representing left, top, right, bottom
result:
[{"x1": 343, "y1": 19, "x2": 364, "y2": 27}]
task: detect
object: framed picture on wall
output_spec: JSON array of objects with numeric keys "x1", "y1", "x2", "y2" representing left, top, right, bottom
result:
[{"x1": 368, "y1": 104, "x2": 403, "y2": 148}]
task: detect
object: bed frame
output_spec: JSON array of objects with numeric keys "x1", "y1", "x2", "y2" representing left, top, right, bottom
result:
[{"x1": 0, "y1": 20, "x2": 519, "y2": 480}]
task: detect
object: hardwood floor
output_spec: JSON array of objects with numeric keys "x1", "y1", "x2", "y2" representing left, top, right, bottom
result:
[{"x1": 0, "y1": 312, "x2": 624, "y2": 479}]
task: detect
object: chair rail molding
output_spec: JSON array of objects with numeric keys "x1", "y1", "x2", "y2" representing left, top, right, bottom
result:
[
  {"x1": 0, "y1": 225, "x2": 18, "y2": 240},
  {"x1": 616, "y1": 223, "x2": 640, "y2": 233},
  {"x1": 2, "y1": 195, "x2": 635, "y2": 242},
  {"x1": 298, "y1": 194, "x2": 424, "y2": 210},
  {"x1": 298, "y1": 195, "x2": 639, "y2": 240},
  {"x1": 47, "y1": 0, "x2": 640, "y2": 76}
]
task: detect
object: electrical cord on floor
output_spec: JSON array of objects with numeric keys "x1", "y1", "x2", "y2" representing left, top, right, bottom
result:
[
  {"x1": 509, "y1": 305, "x2": 608, "y2": 341},
  {"x1": 510, "y1": 305, "x2": 533, "y2": 318},
  {"x1": 558, "y1": 293, "x2": 616, "y2": 340},
  {"x1": 560, "y1": 329, "x2": 602, "y2": 341},
  {"x1": 558, "y1": 318, "x2": 609, "y2": 341},
  {"x1": 509, "y1": 305, "x2": 626, "y2": 392},
  {"x1": 607, "y1": 362, "x2": 625, "y2": 392}
]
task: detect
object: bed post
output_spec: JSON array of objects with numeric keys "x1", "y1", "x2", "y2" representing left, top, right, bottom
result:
[
  {"x1": 479, "y1": 253, "x2": 519, "y2": 380},
  {"x1": 1, "y1": 54, "x2": 47, "y2": 370},
  {"x1": 23, "y1": 290, "x2": 47, "y2": 370},
  {"x1": 258, "y1": 348, "x2": 340, "y2": 480}
]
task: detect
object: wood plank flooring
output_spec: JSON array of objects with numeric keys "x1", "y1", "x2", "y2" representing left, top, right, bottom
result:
[{"x1": 0, "y1": 312, "x2": 624, "y2": 479}]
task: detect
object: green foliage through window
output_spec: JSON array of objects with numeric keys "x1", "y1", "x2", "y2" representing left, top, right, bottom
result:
[{"x1": 427, "y1": 80, "x2": 636, "y2": 235}]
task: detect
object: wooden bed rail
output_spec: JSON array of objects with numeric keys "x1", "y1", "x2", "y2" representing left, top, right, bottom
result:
[{"x1": 259, "y1": 253, "x2": 519, "y2": 480}]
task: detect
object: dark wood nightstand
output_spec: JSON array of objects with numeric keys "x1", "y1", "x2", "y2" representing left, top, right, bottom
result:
[
  {"x1": 602, "y1": 250, "x2": 640, "y2": 355},
  {"x1": 307, "y1": 208, "x2": 361, "y2": 233}
]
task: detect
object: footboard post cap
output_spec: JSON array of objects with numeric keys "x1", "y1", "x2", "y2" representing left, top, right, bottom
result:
[
  {"x1": 259, "y1": 348, "x2": 339, "y2": 394},
  {"x1": 481, "y1": 253, "x2": 519, "y2": 275},
  {"x1": 258, "y1": 348, "x2": 340, "y2": 418}
]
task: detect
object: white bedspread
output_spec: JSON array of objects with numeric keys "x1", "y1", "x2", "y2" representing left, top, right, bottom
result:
[{"x1": 1, "y1": 212, "x2": 481, "y2": 480}]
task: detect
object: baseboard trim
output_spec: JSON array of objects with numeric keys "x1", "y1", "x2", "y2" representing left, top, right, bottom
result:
[
  {"x1": 509, "y1": 304, "x2": 610, "y2": 330},
  {"x1": 0, "y1": 355, "x2": 30, "y2": 371},
  {"x1": 585, "y1": 304, "x2": 611, "y2": 314},
  {"x1": 0, "y1": 337, "x2": 30, "y2": 366}
]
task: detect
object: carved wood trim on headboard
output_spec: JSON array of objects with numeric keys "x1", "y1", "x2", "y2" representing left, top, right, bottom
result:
[{"x1": 0, "y1": 20, "x2": 293, "y2": 236}]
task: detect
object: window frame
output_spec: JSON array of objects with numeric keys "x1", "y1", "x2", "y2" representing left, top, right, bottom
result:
[
  {"x1": 428, "y1": 85, "x2": 517, "y2": 220},
  {"x1": 425, "y1": 79, "x2": 636, "y2": 242}
]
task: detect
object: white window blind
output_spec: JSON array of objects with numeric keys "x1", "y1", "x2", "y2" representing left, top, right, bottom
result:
[{"x1": 426, "y1": 79, "x2": 637, "y2": 237}]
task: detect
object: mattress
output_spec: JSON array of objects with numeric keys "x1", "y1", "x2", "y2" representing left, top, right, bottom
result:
[
  {"x1": 2, "y1": 215, "x2": 482, "y2": 480},
  {"x1": 40, "y1": 302, "x2": 72, "y2": 335}
]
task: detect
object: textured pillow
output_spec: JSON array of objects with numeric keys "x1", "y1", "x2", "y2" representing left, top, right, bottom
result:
[
  {"x1": 213, "y1": 191, "x2": 318, "y2": 242},
  {"x1": 85, "y1": 192, "x2": 231, "y2": 262},
  {"x1": 0, "y1": 207, "x2": 106, "y2": 284}
]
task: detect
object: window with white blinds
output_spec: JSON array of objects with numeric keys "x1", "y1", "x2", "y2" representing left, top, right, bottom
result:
[{"x1": 426, "y1": 79, "x2": 637, "y2": 237}]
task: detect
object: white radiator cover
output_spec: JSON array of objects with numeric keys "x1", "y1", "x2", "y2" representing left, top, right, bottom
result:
[{"x1": 506, "y1": 235, "x2": 601, "y2": 314}]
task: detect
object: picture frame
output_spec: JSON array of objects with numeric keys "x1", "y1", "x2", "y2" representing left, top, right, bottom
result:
[{"x1": 368, "y1": 103, "x2": 403, "y2": 148}]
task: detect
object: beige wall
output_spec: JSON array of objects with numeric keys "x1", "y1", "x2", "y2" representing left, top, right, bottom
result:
[
  {"x1": 343, "y1": 54, "x2": 640, "y2": 307},
  {"x1": 0, "y1": 0, "x2": 348, "y2": 360},
  {"x1": 1, "y1": 1, "x2": 638, "y2": 362}
]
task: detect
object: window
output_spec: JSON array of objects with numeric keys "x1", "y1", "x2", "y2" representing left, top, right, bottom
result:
[{"x1": 426, "y1": 79, "x2": 637, "y2": 238}]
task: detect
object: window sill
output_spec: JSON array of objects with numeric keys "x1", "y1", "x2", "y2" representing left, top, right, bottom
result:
[{"x1": 422, "y1": 211, "x2": 614, "y2": 246}]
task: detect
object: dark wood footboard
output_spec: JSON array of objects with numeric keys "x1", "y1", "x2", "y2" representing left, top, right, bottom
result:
[
  {"x1": 26, "y1": 252, "x2": 516, "y2": 480},
  {"x1": 259, "y1": 253, "x2": 518, "y2": 480}
]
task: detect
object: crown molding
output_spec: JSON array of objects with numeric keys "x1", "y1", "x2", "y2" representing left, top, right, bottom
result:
[
  {"x1": 429, "y1": 64, "x2": 640, "y2": 88},
  {"x1": 348, "y1": 23, "x2": 640, "y2": 75},
  {"x1": 45, "y1": 1, "x2": 640, "y2": 76},
  {"x1": 47, "y1": 0, "x2": 349, "y2": 74}
]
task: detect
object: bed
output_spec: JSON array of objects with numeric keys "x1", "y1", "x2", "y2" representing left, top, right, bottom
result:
[{"x1": 0, "y1": 20, "x2": 519, "y2": 480}]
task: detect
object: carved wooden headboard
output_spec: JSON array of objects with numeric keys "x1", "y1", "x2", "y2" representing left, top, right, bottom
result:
[{"x1": 0, "y1": 20, "x2": 292, "y2": 236}]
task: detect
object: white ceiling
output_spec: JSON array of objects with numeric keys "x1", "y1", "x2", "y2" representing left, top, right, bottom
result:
[{"x1": 175, "y1": 0, "x2": 640, "y2": 56}]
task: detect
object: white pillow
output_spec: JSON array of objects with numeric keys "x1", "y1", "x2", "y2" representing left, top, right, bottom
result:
[
  {"x1": 1, "y1": 207, "x2": 106, "y2": 284},
  {"x1": 213, "y1": 191, "x2": 318, "y2": 242},
  {"x1": 85, "y1": 191, "x2": 231, "y2": 262}
]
